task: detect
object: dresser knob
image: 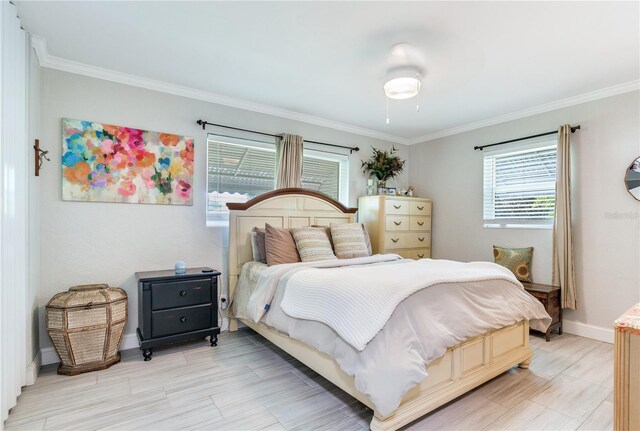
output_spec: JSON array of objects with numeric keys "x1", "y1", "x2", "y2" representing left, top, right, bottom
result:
[
  {"x1": 393, "y1": 204, "x2": 402, "y2": 209},
  {"x1": 394, "y1": 221, "x2": 402, "y2": 226},
  {"x1": 417, "y1": 221, "x2": 424, "y2": 226},
  {"x1": 391, "y1": 238, "x2": 399, "y2": 243},
  {"x1": 417, "y1": 206, "x2": 424, "y2": 210},
  {"x1": 180, "y1": 316, "x2": 187, "y2": 323},
  {"x1": 179, "y1": 290, "x2": 187, "y2": 297},
  {"x1": 418, "y1": 254, "x2": 425, "y2": 258},
  {"x1": 418, "y1": 237, "x2": 425, "y2": 242}
]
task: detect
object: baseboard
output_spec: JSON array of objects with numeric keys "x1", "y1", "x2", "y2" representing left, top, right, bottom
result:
[
  {"x1": 26, "y1": 350, "x2": 42, "y2": 386},
  {"x1": 563, "y1": 319, "x2": 614, "y2": 344},
  {"x1": 40, "y1": 333, "x2": 140, "y2": 366}
]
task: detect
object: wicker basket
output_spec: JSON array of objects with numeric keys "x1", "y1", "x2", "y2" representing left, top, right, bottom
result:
[{"x1": 46, "y1": 284, "x2": 128, "y2": 375}]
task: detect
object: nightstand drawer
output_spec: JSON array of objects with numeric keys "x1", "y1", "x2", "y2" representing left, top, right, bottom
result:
[
  {"x1": 151, "y1": 304, "x2": 213, "y2": 338},
  {"x1": 151, "y1": 278, "x2": 213, "y2": 311}
]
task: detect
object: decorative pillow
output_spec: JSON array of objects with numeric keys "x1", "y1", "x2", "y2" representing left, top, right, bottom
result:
[
  {"x1": 265, "y1": 224, "x2": 300, "y2": 266},
  {"x1": 313, "y1": 223, "x2": 372, "y2": 256},
  {"x1": 331, "y1": 223, "x2": 370, "y2": 259},
  {"x1": 252, "y1": 227, "x2": 267, "y2": 263},
  {"x1": 493, "y1": 245, "x2": 533, "y2": 282},
  {"x1": 311, "y1": 225, "x2": 334, "y2": 250},
  {"x1": 290, "y1": 227, "x2": 337, "y2": 262}
]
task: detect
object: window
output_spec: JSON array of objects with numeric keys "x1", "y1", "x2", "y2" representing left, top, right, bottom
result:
[
  {"x1": 207, "y1": 135, "x2": 349, "y2": 225},
  {"x1": 483, "y1": 141, "x2": 557, "y2": 228}
]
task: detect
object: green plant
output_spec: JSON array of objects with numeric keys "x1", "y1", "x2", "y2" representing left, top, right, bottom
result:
[{"x1": 361, "y1": 146, "x2": 406, "y2": 181}]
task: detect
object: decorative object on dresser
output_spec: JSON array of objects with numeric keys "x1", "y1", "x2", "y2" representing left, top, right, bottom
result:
[
  {"x1": 358, "y1": 195, "x2": 432, "y2": 259},
  {"x1": 46, "y1": 284, "x2": 127, "y2": 375},
  {"x1": 614, "y1": 303, "x2": 640, "y2": 431},
  {"x1": 136, "y1": 267, "x2": 221, "y2": 361},
  {"x1": 360, "y1": 146, "x2": 405, "y2": 194},
  {"x1": 522, "y1": 282, "x2": 562, "y2": 341}
]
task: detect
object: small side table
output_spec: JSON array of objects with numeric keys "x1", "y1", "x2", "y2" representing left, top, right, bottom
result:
[
  {"x1": 136, "y1": 267, "x2": 221, "y2": 361},
  {"x1": 522, "y1": 282, "x2": 562, "y2": 341}
]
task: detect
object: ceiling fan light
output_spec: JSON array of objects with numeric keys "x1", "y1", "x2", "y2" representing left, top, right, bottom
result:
[{"x1": 384, "y1": 77, "x2": 421, "y2": 100}]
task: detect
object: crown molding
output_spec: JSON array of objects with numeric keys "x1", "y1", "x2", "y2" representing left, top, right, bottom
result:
[
  {"x1": 29, "y1": 35, "x2": 409, "y2": 145},
  {"x1": 407, "y1": 79, "x2": 640, "y2": 145},
  {"x1": 31, "y1": 34, "x2": 639, "y2": 147}
]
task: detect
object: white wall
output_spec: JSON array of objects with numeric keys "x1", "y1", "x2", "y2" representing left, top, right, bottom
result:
[
  {"x1": 38, "y1": 68, "x2": 409, "y2": 357},
  {"x1": 409, "y1": 91, "x2": 640, "y2": 337}
]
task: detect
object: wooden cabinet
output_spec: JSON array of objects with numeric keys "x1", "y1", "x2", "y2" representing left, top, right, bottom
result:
[
  {"x1": 136, "y1": 267, "x2": 221, "y2": 361},
  {"x1": 614, "y1": 304, "x2": 640, "y2": 431},
  {"x1": 522, "y1": 282, "x2": 562, "y2": 341},
  {"x1": 358, "y1": 196, "x2": 432, "y2": 258}
]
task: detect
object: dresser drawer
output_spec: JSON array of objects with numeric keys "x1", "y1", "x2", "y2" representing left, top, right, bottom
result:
[
  {"x1": 384, "y1": 232, "x2": 430, "y2": 249},
  {"x1": 385, "y1": 199, "x2": 410, "y2": 215},
  {"x1": 406, "y1": 233, "x2": 430, "y2": 248},
  {"x1": 385, "y1": 215, "x2": 409, "y2": 231},
  {"x1": 409, "y1": 201, "x2": 431, "y2": 216},
  {"x1": 395, "y1": 248, "x2": 430, "y2": 259},
  {"x1": 151, "y1": 278, "x2": 213, "y2": 311},
  {"x1": 151, "y1": 304, "x2": 213, "y2": 338},
  {"x1": 410, "y1": 216, "x2": 430, "y2": 231}
]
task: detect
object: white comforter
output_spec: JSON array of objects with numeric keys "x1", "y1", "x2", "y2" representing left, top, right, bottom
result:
[
  {"x1": 281, "y1": 257, "x2": 541, "y2": 351},
  {"x1": 232, "y1": 256, "x2": 551, "y2": 416}
]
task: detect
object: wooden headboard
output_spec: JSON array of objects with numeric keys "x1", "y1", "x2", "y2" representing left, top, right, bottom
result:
[{"x1": 226, "y1": 188, "x2": 357, "y2": 328}]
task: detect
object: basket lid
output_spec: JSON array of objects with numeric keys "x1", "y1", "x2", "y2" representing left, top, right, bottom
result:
[{"x1": 46, "y1": 284, "x2": 126, "y2": 309}]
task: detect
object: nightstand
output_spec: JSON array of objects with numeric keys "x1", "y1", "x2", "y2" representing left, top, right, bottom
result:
[
  {"x1": 136, "y1": 267, "x2": 221, "y2": 361},
  {"x1": 522, "y1": 282, "x2": 562, "y2": 341}
]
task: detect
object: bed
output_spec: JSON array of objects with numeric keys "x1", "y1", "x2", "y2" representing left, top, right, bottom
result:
[{"x1": 227, "y1": 188, "x2": 549, "y2": 431}]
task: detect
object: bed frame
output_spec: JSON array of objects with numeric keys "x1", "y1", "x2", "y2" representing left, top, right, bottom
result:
[{"x1": 227, "y1": 188, "x2": 533, "y2": 431}]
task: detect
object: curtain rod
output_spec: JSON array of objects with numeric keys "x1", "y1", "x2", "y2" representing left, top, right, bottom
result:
[
  {"x1": 196, "y1": 120, "x2": 360, "y2": 154},
  {"x1": 474, "y1": 125, "x2": 581, "y2": 151}
]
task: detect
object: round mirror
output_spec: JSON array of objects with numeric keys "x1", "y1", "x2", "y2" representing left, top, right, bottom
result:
[{"x1": 625, "y1": 157, "x2": 640, "y2": 201}]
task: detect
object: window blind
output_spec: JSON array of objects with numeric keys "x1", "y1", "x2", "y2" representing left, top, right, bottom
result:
[
  {"x1": 206, "y1": 136, "x2": 347, "y2": 223},
  {"x1": 483, "y1": 143, "x2": 557, "y2": 226}
]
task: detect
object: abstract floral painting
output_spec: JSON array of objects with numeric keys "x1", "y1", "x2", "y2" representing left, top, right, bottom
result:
[{"x1": 62, "y1": 119, "x2": 194, "y2": 205}]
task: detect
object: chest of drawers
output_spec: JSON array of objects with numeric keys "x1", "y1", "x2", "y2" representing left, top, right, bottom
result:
[
  {"x1": 136, "y1": 267, "x2": 221, "y2": 361},
  {"x1": 358, "y1": 195, "x2": 432, "y2": 259}
]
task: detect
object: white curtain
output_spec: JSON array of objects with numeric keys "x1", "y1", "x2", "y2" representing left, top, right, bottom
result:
[
  {"x1": 275, "y1": 134, "x2": 303, "y2": 189},
  {"x1": 1, "y1": 2, "x2": 30, "y2": 422},
  {"x1": 553, "y1": 124, "x2": 577, "y2": 309}
]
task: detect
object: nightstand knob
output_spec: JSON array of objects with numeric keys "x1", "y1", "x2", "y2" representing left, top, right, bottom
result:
[
  {"x1": 418, "y1": 253, "x2": 425, "y2": 258},
  {"x1": 179, "y1": 290, "x2": 187, "y2": 296},
  {"x1": 418, "y1": 237, "x2": 425, "y2": 242},
  {"x1": 417, "y1": 206, "x2": 424, "y2": 210},
  {"x1": 180, "y1": 316, "x2": 187, "y2": 323},
  {"x1": 394, "y1": 221, "x2": 402, "y2": 226},
  {"x1": 391, "y1": 238, "x2": 399, "y2": 243},
  {"x1": 393, "y1": 204, "x2": 402, "y2": 209},
  {"x1": 417, "y1": 221, "x2": 424, "y2": 226}
]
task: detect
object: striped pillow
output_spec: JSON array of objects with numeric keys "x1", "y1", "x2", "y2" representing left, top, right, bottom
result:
[
  {"x1": 331, "y1": 223, "x2": 370, "y2": 259},
  {"x1": 290, "y1": 227, "x2": 337, "y2": 262}
]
